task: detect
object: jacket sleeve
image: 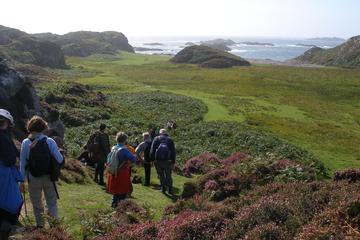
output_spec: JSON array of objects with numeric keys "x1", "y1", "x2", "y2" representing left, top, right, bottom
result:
[
  {"x1": 0, "y1": 133, "x2": 17, "y2": 167},
  {"x1": 169, "y1": 138, "x2": 176, "y2": 163},
  {"x1": 47, "y1": 138, "x2": 64, "y2": 164},
  {"x1": 20, "y1": 139, "x2": 29, "y2": 178},
  {"x1": 150, "y1": 137, "x2": 159, "y2": 161}
]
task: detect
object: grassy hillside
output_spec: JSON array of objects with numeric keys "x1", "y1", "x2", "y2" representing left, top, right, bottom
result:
[{"x1": 51, "y1": 52, "x2": 360, "y2": 171}]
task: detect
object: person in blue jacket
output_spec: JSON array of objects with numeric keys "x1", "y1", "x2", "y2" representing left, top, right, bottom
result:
[{"x1": 0, "y1": 109, "x2": 23, "y2": 240}]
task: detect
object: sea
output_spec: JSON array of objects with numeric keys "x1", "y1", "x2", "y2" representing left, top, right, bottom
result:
[{"x1": 128, "y1": 36, "x2": 345, "y2": 62}]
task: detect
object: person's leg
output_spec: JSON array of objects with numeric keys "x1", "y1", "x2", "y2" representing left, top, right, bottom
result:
[
  {"x1": 164, "y1": 162, "x2": 173, "y2": 194},
  {"x1": 43, "y1": 177, "x2": 59, "y2": 223},
  {"x1": 144, "y1": 162, "x2": 151, "y2": 186},
  {"x1": 28, "y1": 177, "x2": 45, "y2": 227},
  {"x1": 94, "y1": 162, "x2": 99, "y2": 182},
  {"x1": 155, "y1": 162, "x2": 166, "y2": 191},
  {"x1": 98, "y1": 162, "x2": 105, "y2": 185}
]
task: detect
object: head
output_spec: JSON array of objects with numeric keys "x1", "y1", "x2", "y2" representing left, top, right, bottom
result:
[
  {"x1": 116, "y1": 131, "x2": 128, "y2": 144},
  {"x1": 0, "y1": 109, "x2": 14, "y2": 130},
  {"x1": 27, "y1": 116, "x2": 48, "y2": 134},
  {"x1": 159, "y1": 129, "x2": 167, "y2": 135},
  {"x1": 142, "y1": 132, "x2": 150, "y2": 141},
  {"x1": 99, "y1": 123, "x2": 107, "y2": 132}
]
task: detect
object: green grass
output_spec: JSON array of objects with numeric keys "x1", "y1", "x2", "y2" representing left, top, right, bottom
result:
[
  {"x1": 56, "y1": 167, "x2": 190, "y2": 239},
  {"x1": 58, "y1": 52, "x2": 360, "y2": 171}
]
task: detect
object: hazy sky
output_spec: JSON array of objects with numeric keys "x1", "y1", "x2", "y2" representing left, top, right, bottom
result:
[{"x1": 1, "y1": 0, "x2": 359, "y2": 39}]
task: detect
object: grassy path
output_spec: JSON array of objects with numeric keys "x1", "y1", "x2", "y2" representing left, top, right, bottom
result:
[{"x1": 56, "y1": 168, "x2": 189, "y2": 239}]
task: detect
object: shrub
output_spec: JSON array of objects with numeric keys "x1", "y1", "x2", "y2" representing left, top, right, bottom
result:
[
  {"x1": 333, "y1": 168, "x2": 360, "y2": 183},
  {"x1": 244, "y1": 223, "x2": 288, "y2": 240},
  {"x1": 198, "y1": 168, "x2": 240, "y2": 201},
  {"x1": 164, "y1": 195, "x2": 214, "y2": 216},
  {"x1": 221, "y1": 152, "x2": 250, "y2": 166},
  {"x1": 183, "y1": 153, "x2": 221, "y2": 176},
  {"x1": 181, "y1": 181, "x2": 198, "y2": 199},
  {"x1": 60, "y1": 158, "x2": 91, "y2": 184},
  {"x1": 22, "y1": 225, "x2": 71, "y2": 240}
]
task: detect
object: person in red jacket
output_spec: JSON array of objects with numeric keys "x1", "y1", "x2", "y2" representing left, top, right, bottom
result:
[{"x1": 106, "y1": 132, "x2": 136, "y2": 208}]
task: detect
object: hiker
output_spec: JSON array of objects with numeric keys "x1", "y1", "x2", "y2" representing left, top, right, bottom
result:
[
  {"x1": 45, "y1": 109, "x2": 65, "y2": 149},
  {"x1": 135, "y1": 132, "x2": 152, "y2": 186},
  {"x1": 106, "y1": 132, "x2": 136, "y2": 208},
  {"x1": 19, "y1": 116, "x2": 64, "y2": 228},
  {"x1": 0, "y1": 109, "x2": 23, "y2": 240},
  {"x1": 150, "y1": 129, "x2": 176, "y2": 194},
  {"x1": 86, "y1": 124, "x2": 110, "y2": 185}
]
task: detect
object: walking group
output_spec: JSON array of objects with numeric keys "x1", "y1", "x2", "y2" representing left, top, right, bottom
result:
[
  {"x1": 79, "y1": 124, "x2": 176, "y2": 208},
  {"x1": 0, "y1": 108, "x2": 176, "y2": 239}
]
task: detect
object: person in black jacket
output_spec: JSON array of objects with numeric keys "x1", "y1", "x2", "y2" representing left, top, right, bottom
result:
[
  {"x1": 150, "y1": 129, "x2": 176, "y2": 194},
  {"x1": 0, "y1": 109, "x2": 23, "y2": 240}
]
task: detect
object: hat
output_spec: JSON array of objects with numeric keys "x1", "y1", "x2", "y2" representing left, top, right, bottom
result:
[{"x1": 0, "y1": 109, "x2": 14, "y2": 126}]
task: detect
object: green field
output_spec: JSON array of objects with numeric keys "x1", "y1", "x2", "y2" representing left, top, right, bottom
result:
[{"x1": 56, "y1": 52, "x2": 360, "y2": 171}]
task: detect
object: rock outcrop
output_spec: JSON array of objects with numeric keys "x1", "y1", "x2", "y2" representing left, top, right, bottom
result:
[
  {"x1": 35, "y1": 31, "x2": 134, "y2": 57},
  {"x1": 170, "y1": 45, "x2": 250, "y2": 68},
  {"x1": 0, "y1": 58, "x2": 40, "y2": 137},
  {"x1": 0, "y1": 25, "x2": 67, "y2": 68},
  {"x1": 200, "y1": 38, "x2": 235, "y2": 52},
  {"x1": 293, "y1": 36, "x2": 360, "y2": 68}
]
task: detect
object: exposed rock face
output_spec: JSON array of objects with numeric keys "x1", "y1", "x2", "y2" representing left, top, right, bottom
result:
[
  {"x1": 36, "y1": 31, "x2": 134, "y2": 57},
  {"x1": 293, "y1": 36, "x2": 360, "y2": 68},
  {"x1": 0, "y1": 25, "x2": 134, "y2": 63},
  {"x1": 200, "y1": 39, "x2": 235, "y2": 52},
  {"x1": 0, "y1": 25, "x2": 67, "y2": 69},
  {"x1": 0, "y1": 58, "x2": 40, "y2": 137},
  {"x1": 170, "y1": 45, "x2": 250, "y2": 68}
]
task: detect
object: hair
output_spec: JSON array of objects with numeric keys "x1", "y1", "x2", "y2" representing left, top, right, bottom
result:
[
  {"x1": 159, "y1": 129, "x2": 167, "y2": 134},
  {"x1": 142, "y1": 132, "x2": 150, "y2": 138},
  {"x1": 116, "y1": 131, "x2": 128, "y2": 144},
  {"x1": 27, "y1": 116, "x2": 48, "y2": 133},
  {"x1": 100, "y1": 123, "x2": 107, "y2": 131}
]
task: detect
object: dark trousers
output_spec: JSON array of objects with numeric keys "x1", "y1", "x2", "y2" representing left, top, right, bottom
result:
[
  {"x1": 155, "y1": 161, "x2": 173, "y2": 188},
  {"x1": 95, "y1": 162, "x2": 105, "y2": 184},
  {"x1": 144, "y1": 162, "x2": 151, "y2": 185},
  {"x1": 111, "y1": 194, "x2": 126, "y2": 208}
]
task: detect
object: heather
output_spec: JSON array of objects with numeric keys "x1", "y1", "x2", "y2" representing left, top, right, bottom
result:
[{"x1": 94, "y1": 180, "x2": 360, "y2": 240}]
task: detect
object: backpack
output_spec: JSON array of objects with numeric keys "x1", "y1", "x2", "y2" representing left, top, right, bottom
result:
[
  {"x1": 87, "y1": 132, "x2": 102, "y2": 155},
  {"x1": 107, "y1": 146, "x2": 126, "y2": 175},
  {"x1": 28, "y1": 138, "x2": 64, "y2": 181},
  {"x1": 28, "y1": 138, "x2": 52, "y2": 178},
  {"x1": 144, "y1": 141, "x2": 152, "y2": 162},
  {"x1": 155, "y1": 136, "x2": 171, "y2": 161}
]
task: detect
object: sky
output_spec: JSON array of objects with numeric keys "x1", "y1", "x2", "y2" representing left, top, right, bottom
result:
[{"x1": 0, "y1": 0, "x2": 359, "y2": 39}]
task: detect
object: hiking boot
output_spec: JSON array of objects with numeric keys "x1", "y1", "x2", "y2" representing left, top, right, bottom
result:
[
  {"x1": 168, "y1": 187, "x2": 174, "y2": 195},
  {"x1": 162, "y1": 186, "x2": 166, "y2": 194}
]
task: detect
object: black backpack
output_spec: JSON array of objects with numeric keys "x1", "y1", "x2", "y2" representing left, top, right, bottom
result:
[
  {"x1": 144, "y1": 141, "x2": 152, "y2": 162},
  {"x1": 155, "y1": 136, "x2": 171, "y2": 161},
  {"x1": 28, "y1": 138, "x2": 63, "y2": 181}
]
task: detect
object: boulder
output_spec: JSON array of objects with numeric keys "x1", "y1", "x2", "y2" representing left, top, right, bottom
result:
[
  {"x1": 171, "y1": 45, "x2": 250, "y2": 68},
  {"x1": 0, "y1": 58, "x2": 40, "y2": 137}
]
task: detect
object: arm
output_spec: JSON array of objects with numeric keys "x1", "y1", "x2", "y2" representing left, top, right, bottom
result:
[
  {"x1": 135, "y1": 142, "x2": 146, "y2": 161},
  {"x1": 20, "y1": 139, "x2": 30, "y2": 179},
  {"x1": 0, "y1": 134, "x2": 17, "y2": 166},
  {"x1": 169, "y1": 139, "x2": 176, "y2": 163},
  {"x1": 47, "y1": 138, "x2": 64, "y2": 164},
  {"x1": 150, "y1": 137, "x2": 159, "y2": 161}
]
